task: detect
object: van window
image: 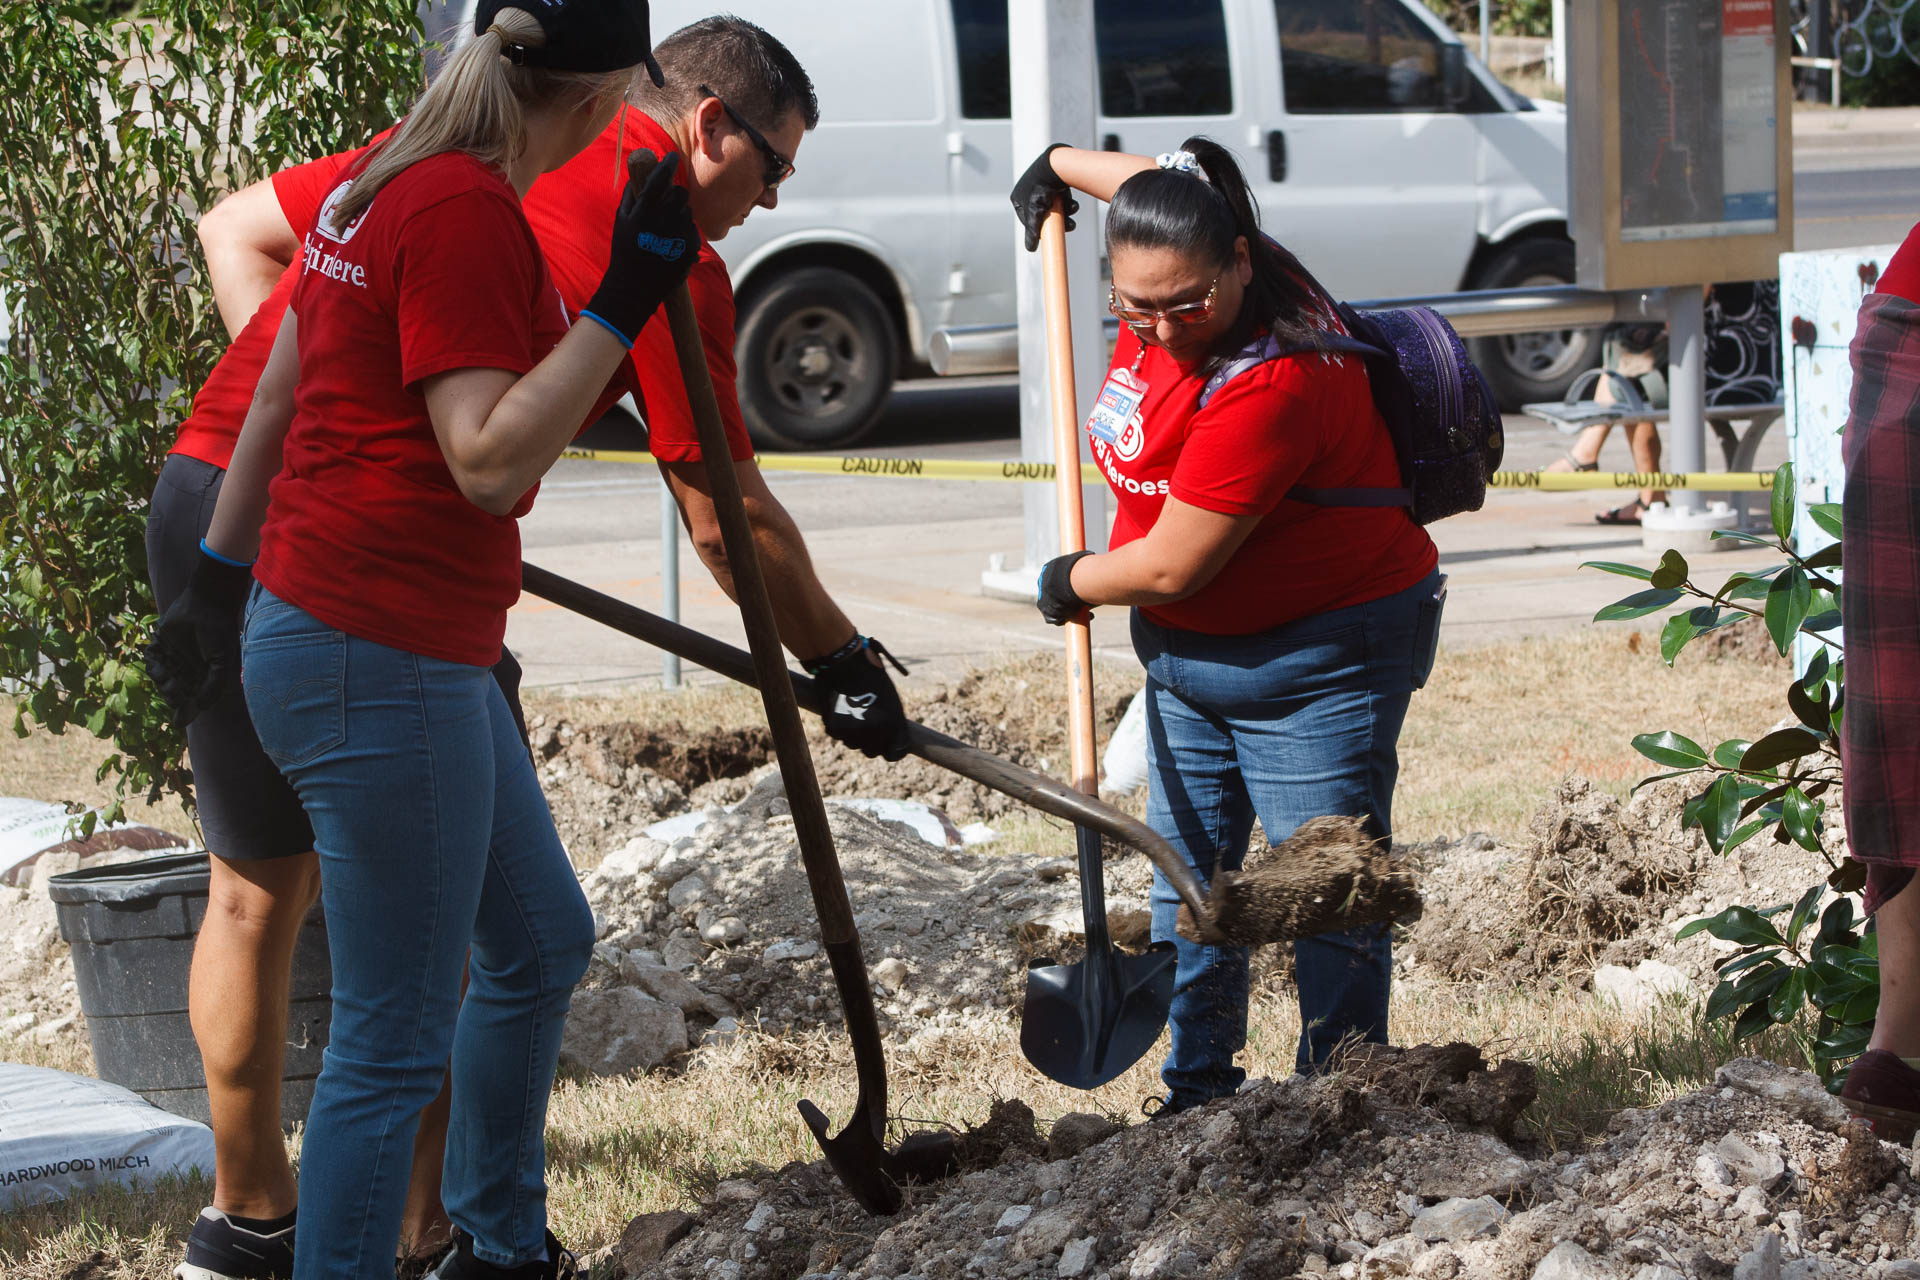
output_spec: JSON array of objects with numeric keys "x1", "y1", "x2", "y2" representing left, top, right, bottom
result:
[
  {"x1": 1097, "y1": 0, "x2": 1231, "y2": 118},
  {"x1": 1274, "y1": 0, "x2": 1446, "y2": 113},
  {"x1": 952, "y1": 0, "x2": 1010, "y2": 119},
  {"x1": 947, "y1": 0, "x2": 1232, "y2": 120}
]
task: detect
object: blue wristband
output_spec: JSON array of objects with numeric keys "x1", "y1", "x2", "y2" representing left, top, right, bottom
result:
[
  {"x1": 577, "y1": 308, "x2": 635, "y2": 350},
  {"x1": 199, "y1": 538, "x2": 254, "y2": 569}
]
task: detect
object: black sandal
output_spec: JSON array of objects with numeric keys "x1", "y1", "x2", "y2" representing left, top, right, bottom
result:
[{"x1": 1595, "y1": 504, "x2": 1643, "y2": 526}]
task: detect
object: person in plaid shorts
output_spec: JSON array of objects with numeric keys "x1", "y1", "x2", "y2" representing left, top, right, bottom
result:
[{"x1": 1837, "y1": 223, "x2": 1920, "y2": 1139}]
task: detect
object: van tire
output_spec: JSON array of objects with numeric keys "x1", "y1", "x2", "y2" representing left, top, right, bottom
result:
[
  {"x1": 736, "y1": 267, "x2": 898, "y2": 451},
  {"x1": 1466, "y1": 236, "x2": 1599, "y2": 412}
]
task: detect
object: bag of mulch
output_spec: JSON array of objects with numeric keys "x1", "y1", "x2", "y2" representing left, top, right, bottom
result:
[{"x1": 0, "y1": 1063, "x2": 214, "y2": 1208}]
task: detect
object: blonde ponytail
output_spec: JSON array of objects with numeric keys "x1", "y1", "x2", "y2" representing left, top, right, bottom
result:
[{"x1": 328, "y1": 8, "x2": 628, "y2": 230}]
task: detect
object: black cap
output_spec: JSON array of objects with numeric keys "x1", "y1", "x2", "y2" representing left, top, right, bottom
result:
[{"x1": 475, "y1": 0, "x2": 665, "y2": 86}]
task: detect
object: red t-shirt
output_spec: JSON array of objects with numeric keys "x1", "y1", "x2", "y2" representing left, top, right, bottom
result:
[
  {"x1": 1876, "y1": 222, "x2": 1920, "y2": 305},
  {"x1": 254, "y1": 152, "x2": 621, "y2": 667},
  {"x1": 169, "y1": 146, "x2": 377, "y2": 468},
  {"x1": 523, "y1": 108, "x2": 753, "y2": 461},
  {"x1": 1096, "y1": 323, "x2": 1437, "y2": 634}
]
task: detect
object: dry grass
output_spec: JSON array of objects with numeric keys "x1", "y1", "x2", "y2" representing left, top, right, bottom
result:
[{"x1": 0, "y1": 629, "x2": 1798, "y2": 1276}]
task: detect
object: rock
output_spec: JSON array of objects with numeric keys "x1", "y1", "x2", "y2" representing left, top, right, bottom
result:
[
  {"x1": 1592, "y1": 958, "x2": 1691, "y2": 1015},
  {"x1": 593, "y1": 837, "x2": 663, "y2": 887},
  {"x1": 661, "y1": 935, "x2": 707, "y2": 970},
  {"x1": 711, "y1": 1179, "x2": 758, "y2": 1203},
  {"x1": 1732, "y1": 1230, "x2": 1782, "y2": 1280},
  {"x1": 621, "y1": 958, "x2": 730, "y2": 1019},
  {"x1": 27, "y1": 851, "x2": 82, "y2": 897},
  {"x1": 1048, "y1": 1112, "x2": 1122, "y2": 1161},
  {"x1": 1013, "y1": 1207, "x2": 1081, "y2": 1260},
  {"x1": 872, "y1": 957, "x2": 910, "y2": 992},
  {"x1": 1783, "y1": 1260, "x2": 1843, "y2": 1279},
  {"x1": 666, "y1": 875, "x2": 709, "y2": 909},
  {"x1": 699, "y1": 1017, "x2": 742, "y2": 1047},
  {"x1": 1532, "y1": 1242, "x2": 1605, "y2": 1280},
  {"x1": 1360, "y1": 1235, "x2": 1418, "y2": 1277},
  {"x1": 996, "y1": 1205, "x2": 1033, "y2": 1234},
  {"x1": 743, "y1": 1202, "x2": 775, "y2": 1234},
  {"x1": 613, "y1": 1210, "x2": 694, "y2": 1274},
  {"x1": 1632, "y1": 1269, "x2": 1686, "y2": 1280},
  {"x1": 1695, "y1": 1150, "x2": 1737, "y2": 1198},
  {"x1": 701, "y1": 916, "x2": 747, "y2": 946},
  {"x1": 763, "y1": 938, "x2": 822, "y2": 963},
  {"x1": 1714, "y1": 1133, "x2": 1787, "y2": 1191},
  {"x1": 1411, "y1": 1133, "x2": 1534, "y2": 1200},
  {"x1": 1872, "y1": 1265, "x2": 1920, "y2": 1280},
  {"x1": 1, "y1": 1011, "x2": 34, "y2": 1037},
  {"x1": 651, "y1": 845, "x2": 704, "y2": 887},
  {"x1": 559, "y1": 988, "x2": 686, "y2": 1076},
  {"x1": 1410, "y1": 1246, "x2": 1461, "y2": 1280},
  {"x1": 1033, "y1": 858, "x2": 1074, "y2": 881},
  {"x1": 1410, "y1": 1197, "x2": 1506, "y2": 1244},
  {"x1": 1734, "y1": 1184, "x2": 1772, "y2": 1223},
  {"x1": 1718, "y1": 1058, "x2": 1853, "y2": 1132},
  {"x1": 1058, "y1": 1237, "x2": 1098, "y2": 1278}
]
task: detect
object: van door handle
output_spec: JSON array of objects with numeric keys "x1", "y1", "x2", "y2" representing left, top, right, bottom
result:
[
  {"x1": 1267, "y1": 130, "x2": 1287, "y2": 182},
  {"x1": 1102, "y1": 132, "x2": 1122, "y2": 152}
]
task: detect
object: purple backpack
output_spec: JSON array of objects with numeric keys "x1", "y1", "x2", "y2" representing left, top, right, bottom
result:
[{"x1": 1198, "y1": 302, "x2": 1504, "y2": 525}]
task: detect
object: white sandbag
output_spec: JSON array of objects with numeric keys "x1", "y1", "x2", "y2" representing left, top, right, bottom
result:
[
  {"x1": 0, "y1": 1063, "x2": 214, "y2": 1207},
  {"x1": 1101, "y1": 688, "x2": 1151, "y2": 797},
  {"x1": 0, "y1": 796, "x2": 191, "y2": 887}
]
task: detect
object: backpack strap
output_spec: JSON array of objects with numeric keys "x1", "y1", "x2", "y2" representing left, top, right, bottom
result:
[{"x1": 1195, "y1": 330, "x2": 1411, "y2": 510}]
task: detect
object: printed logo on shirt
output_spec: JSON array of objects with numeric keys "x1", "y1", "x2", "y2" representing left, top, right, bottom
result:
[
  {"x1": 1091, "y1": 436, "x2": 1171, "y2": 498},
  {"x1": 302, "y1": 232, "x2": 368, "y2": 289},
  {"x1": 313, "y1": 181, "x2": 367, "y2": 244},
  {"x1": 1112, "y1": 413, "x2": 1145, "y2": 462}
]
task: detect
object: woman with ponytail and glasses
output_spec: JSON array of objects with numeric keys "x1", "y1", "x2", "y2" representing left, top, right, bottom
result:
[
  {"x1": 146, "y1": 3, "x2": 693, "y2": 1276},
  {"x1": 1010, "y1": 139, "x2": 1443, "y2": 1116}
]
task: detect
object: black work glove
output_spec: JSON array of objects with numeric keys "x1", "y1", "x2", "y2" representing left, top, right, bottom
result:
[
  {"x1": 806, "y1": 634, "x2": 910, "y2": 762},
  {"x1": 1010, "y1": 143, "x2": 1078, "y2": 253},
  {"x1": 143, "y1": 544, "x2": 254, "y2": 726},
  {"x1": 1036, "y1": 550, "x2": 1094, "y2": 626},
  {"x1": 580, "y1": 150, "x2": 698, "y2": 347}
]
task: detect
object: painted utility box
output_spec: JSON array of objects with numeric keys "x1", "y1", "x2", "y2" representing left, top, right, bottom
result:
[{"x1": 1776, "y1": 242, "x2": 1898, "y2": 673}]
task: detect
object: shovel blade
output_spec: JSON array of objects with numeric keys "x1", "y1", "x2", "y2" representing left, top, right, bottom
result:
[{"x1": 1020, "y1": 941, "x2": 1176, "y2": 1089}]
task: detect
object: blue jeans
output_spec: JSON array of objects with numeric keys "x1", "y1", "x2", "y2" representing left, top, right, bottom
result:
[
  {"x1": 1133, "y1": 569, "x2": 1442, "y2": 1106},
  {"x1": 241, "y1": 588, "x2": 593, "y2": 1278}
]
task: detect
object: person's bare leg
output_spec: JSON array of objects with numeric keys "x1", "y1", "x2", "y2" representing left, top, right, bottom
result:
[
  {"x1": 192, "y1": 851, "x2": 321, "y2": 1219},
  {"x1": 398, "y1": 1070, "x2": 455, "y2": 1261},
  {"x1": 1625, "y1": 418, "x2": 1665, "y2": 513},
  {"x1": 1544, "y1": 421, "x2": 1612, "y2": 472},
  {"x1": 1870, "y1": 879, "x2": 1920, "y2": 1058}
]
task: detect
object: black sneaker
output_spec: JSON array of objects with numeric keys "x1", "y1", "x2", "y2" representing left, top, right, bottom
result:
[
  {"x1": 425, "y1": 1231, "x2": 581, "y2": 1280},
  {"x1": 175, "y1": 1207, "x2": 296, "y2": 1280}
]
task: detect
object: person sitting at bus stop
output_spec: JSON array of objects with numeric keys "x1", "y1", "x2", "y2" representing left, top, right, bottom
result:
[
  {"x1": 1544, "y1": 320, "x2": 1668, "y2": 526},
  {"x1": 148, "y1": 13, "x2": 905, "y2": 1280},
  {"x1": 1011, "y1": 139, "x2": 1443, "y2": 1114}
]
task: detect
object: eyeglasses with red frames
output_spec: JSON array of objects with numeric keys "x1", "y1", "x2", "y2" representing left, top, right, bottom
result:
[
  {"x1": 1108, "y1": 273, "x2": 1223, "y2": 329},
  {"x1": 699, "y1": 83, "x2": 796, "y2": 190}
]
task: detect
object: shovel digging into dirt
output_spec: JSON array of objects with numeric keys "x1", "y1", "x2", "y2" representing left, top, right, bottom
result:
[
  {"x1": 637, "y1": 154, "x2": 955, "y2": 1214},
  {"x1": 1017, "y1": 200, "x2": 1176, "y2": 1091}
]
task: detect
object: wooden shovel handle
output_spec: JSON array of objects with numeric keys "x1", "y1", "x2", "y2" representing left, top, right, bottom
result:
[{"x1": 1038, "y1": 201, "x2": 1099, "y2": 799}]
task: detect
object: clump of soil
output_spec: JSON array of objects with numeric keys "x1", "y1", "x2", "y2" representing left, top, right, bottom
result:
[
  {"x1": 1690, "y1": 615, "x2": 1792, "y2": 667},
  {"x1": 1406, "y1": 777, "x2": 1709, "y2": 986},
  {"x1": 609, "y1": 1049, "x2": 1909, "y2": 1280},
  {"x1": 1186, "y1": 815, "x2": 1422, "y2": 948}
]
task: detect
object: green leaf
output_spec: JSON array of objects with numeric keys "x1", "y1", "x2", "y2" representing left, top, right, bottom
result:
[
  {"x1": 1802, "y1": 647, "x2": 1832, "y2": 695},
  {"x1": 1781, "y1": 788, "x2": 1823, "y2": 852},
  {"x1": 1688, "y1": 903, "x2": 1787, "y2": 949},
  {"x1": 1659, "y1": 608, "x2": 1718, "y2": 666},
  {"x1": 1788, "y1": 682, "x2": 1831, "y2": 736},
  {"x1": 1764, "y1": 568, "x2": 1812, "y2": 655},
  {"x1": 1710, "y1": 529, "x2": 1776, "y2": 547},
  {"x1": 1698, "y1": 774, "x2": 1746, "y2": 853},
  {"x1": 1808, "y1": 503, "x2": 1843, "y2": 541},
  {"x1": 1649, "y1": 549, "x2": 1690, "y2": 591},
  {"x1": 1804, "y1": 542, "x2": 1843, "y2": 572},
  {"x1": 1632, "y1": 731, "x2": 1708, "y2": 769},
  {"x1": 1714, "y1": 739, "x2": 1757, "y2": 770},
  {"x1": 1595, "y1": 588, "x2": 1685, "y2": 623},
  {"x1": 1771, "y1": 461, "x2": 1796, "y2": 542},
  {"x1": 1828, "y1": 859, "x2": 1868, "y2": 896},
  {"x1": 1820, "y1": 1023, "x2": 1872, "y2": 1064},
  {"x1": 1740, "y1": 728, "x2": 1823, "y2": 773},
  {"x1": 1724, "y1": 816, "x2": 1770, "y2": 854},
  {"x1": 1768, "y1": 967, "x2": 1809, "y2": 1021},
  {"x1": 1580, "y1": 560, "x2": 1655, "y2": 582},
  {"x1": 1785, "y1": 882, "x2": 1825, "y2": 947}
]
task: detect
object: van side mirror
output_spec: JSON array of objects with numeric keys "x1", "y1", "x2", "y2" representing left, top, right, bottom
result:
[{"x1": 1440, "y1": 43, "x2": 1470, "y2": 109}]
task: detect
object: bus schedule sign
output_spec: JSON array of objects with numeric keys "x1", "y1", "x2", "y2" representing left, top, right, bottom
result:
[{"x1": 1570, "y1": 0, "x2": 1793, "y2": 290}]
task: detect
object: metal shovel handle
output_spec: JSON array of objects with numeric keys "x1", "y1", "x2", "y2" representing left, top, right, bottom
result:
[{"x1": 517, "y1": 563, "x2": 1214, "y2": 925}]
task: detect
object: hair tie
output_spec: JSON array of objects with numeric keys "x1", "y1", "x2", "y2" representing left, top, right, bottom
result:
[
  {"x1": 487, "y1": 23, "x2": 529, "y2": 64},
  {"x1": 1156, "y1": 150, "x2": 1207, "y2": 181}
]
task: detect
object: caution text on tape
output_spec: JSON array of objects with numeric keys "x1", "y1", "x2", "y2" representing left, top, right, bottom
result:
[{"x1": 560, "y1": 448, "x2": 1774, "y2": 491}]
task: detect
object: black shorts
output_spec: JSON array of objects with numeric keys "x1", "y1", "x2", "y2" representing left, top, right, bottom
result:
[{"x1": 145, "y1": 453, "x2": 532, "y2": 860}]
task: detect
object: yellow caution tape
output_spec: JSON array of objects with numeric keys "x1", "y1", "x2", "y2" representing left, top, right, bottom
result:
[{"x1": 560, "y1": 447, "x2": 1774, "y2": 491}]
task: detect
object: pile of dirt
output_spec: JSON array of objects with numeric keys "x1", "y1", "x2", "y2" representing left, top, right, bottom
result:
[
  {"x1": 1402, "y1": 775, "x2": 1836, "y2": 993},
  {"x1": 572, "y1": 771, "x2": 1157, "y2": 1058},
  {"x1": 605, "y1": 1049, "x2": 1914, "y2": 1280}
]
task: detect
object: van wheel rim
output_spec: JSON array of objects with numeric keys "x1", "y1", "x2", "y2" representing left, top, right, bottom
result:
[
  {"x1": 1493, "y1": 270, "x2": 1591, "y2": 382},
  {"x1": 765, "y1": 306, "x2": 866, "y2": 419}
]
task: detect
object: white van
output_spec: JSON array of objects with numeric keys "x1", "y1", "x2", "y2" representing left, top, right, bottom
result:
[{"x1": 437, "y1": 1, "x2": 1581, "y2": 448}]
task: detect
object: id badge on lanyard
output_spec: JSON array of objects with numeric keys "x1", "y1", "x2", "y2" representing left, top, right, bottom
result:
[{"x1": 1087, "y1": 365, "x2": 1148, "y2": 448}]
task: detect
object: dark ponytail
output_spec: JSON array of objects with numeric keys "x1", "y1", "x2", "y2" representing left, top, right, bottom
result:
[{"x1": 1106, "y1": 136, "x2": 1330, "y2": 358}]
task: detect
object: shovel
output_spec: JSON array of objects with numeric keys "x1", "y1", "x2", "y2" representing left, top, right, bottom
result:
[
  {"x1": 1018, "y1": 199, "x2": 1176, "y2": 1090},
  {"x1": 635, "y1": 153, "x2": 954, "y2": 1214}
]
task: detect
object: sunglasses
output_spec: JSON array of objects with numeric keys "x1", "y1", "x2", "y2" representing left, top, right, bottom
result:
[
  {"x1": 1109, "y1": 273, "x2": 1223, "y2": 330},
  {"x1": 699, "y1": 84, "x2": 795, "y2": 190}
]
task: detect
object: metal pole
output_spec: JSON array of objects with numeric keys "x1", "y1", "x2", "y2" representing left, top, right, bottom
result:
[
  {"x1": 1665, "y1": 283, "x2": 1707, "y2": 517},
  {"x1": 1551, "y1": 0, "x2": 1567, "y2": 86},
  {"x1": 658, "y1": 472, "x2": 681, "y2": 689},
  {"x1": 1480, "y1": 0, "x2": 1491, "y2": 67},
  {"x1": 985, "y1": 0, "x2": 1107, "y2": 602}
]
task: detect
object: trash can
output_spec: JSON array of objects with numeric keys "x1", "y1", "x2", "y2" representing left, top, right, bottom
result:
[{"x1": 46, "y1": 852, "x2": 331, "y2": 1131}]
